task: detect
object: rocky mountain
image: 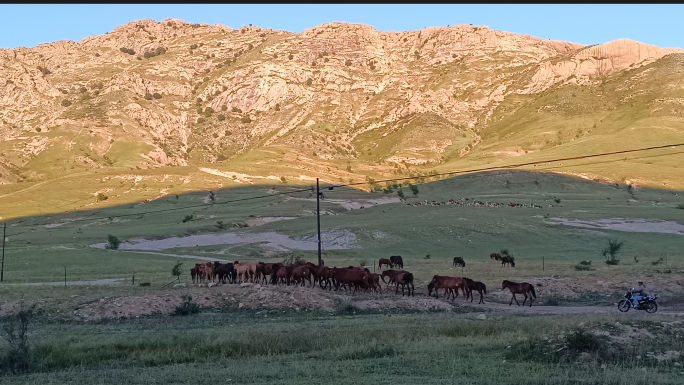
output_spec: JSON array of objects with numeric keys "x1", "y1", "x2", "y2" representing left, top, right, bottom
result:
[{"x1": 1, "y1": 19, "x2": 683, "y2": 217}]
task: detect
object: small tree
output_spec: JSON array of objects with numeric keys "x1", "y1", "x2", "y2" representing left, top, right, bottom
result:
[
  {"x1": 144, "y1": 93, "x2": 153, "y2": 100},
  {"x1": 152, "y1": 92, "x2": 162, "y2": 99},
  {"x1": 217, "y1": 114, "x2": 225, "y2": 121},
  {"x1": 500, "y1": 249, "x2": 511, "y2": 257},
  {"x1": 397, "y1": 189, "x2": 405, "y2": 200},
  {"x1": 182, "y1": 214, "x2": 194, "y2": 223},
  {"x1": 241, "y1": 116, "x2": 251, "y2": 123},
  {"x1": 603, "y1": 238, "x2": 624, "y2": 265},
  {"x1": 306, "y1": 78, "x2": 313, "y2": 86},
  {"x1": 61, "y1": 99, "x2": 72, "y2": 107},
  {"x1": 105, "y1": 235, "x2": 120, "y2": 250},
  {"x1": 0, "y1": 300, "x2": 37, "y2": 374},
  {"x1": 171, "y1": 261, "x2": 183, "y2": 282},
  {"x1": 97, "y1": 193, "x2": 108, "y2": 201},
  {"x1": 216, "y1": 221, "x2": 227, "y2": 230},
  {"x1": 280, "y1": 175, "x2": 287, "y2": 184},
  {"x1": 345, "y1": 59, "x2": 352, "y2": 66}
]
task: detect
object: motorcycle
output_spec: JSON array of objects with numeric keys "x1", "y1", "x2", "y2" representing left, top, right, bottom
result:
[{"x1": 618, "y1": 289, "x2": 658, "y2": 313}]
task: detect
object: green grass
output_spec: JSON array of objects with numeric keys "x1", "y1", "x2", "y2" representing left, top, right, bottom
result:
[{"x1": 1, "y1": 310, "x2": 681, "y2": 384}]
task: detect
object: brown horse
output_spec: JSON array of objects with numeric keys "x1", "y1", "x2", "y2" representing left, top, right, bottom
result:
[
  {"x1": 501, "y1": 256, "x2": 515, "y2": 267},
  {"x1": 378, "y1": 258, "x2": 393, "y2": 269},
  {"x1": 502, "y1": 280, "x2": 536, "y2": 307},
  {"x1": 394, "y1": 272, "x2": 414, "y2": 297},
  {"x1": 490, "y1": 253, "x2": 502, "y2": 260},
  {"x1": 191, "y1": 267, "x2": 198, "y2": 283},
  {"x1": 427, "y1": 275, "x2": 466, "y2": 300},
  {"x1": 380, "y1": 269, "x2": 407, "y2": 286},
  {"x1": 291, "y1": 265, "x2": 312, "y2": 287},
  {"x1": 463, "y1": 277, "x2": 487, "y2": 304}
]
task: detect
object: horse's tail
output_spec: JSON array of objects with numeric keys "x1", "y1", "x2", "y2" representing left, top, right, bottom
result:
[
  {"x1": 529, "y1": 285, "x2": 536, "y2": 298},
  {"x1": 405, "y1": 273, "x2": 414, "y2": 283}
]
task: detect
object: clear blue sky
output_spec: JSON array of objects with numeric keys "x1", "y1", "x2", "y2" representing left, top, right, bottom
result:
[{"x1": 1, "y1": 4, "x2": 682, "y2": 49}]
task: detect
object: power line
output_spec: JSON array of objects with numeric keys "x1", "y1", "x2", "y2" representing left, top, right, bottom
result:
[
  {"x1": 4, "y1": 142, "x2": 684, "y2": 233},
  {"x1": 327, "y1": 142, "x2": 684, "y2": 189}
]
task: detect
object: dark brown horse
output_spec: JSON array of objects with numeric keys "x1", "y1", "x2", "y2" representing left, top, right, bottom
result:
[
  {"x1": 394, "y1": 272, "x2": 414, "y2": 297},
  {"x1": 452, "y1": 257, "x2": 466, "y2": 267},
  {"x1": 427, "y1": 275, "x2": 465, "y2": 300},
  {"x1": 463, "y1": 277, "x2": 486, "y2": 304},
  {"x1": 378, "y1": 258, "x2": 393, "y2": 269},
  {"x1": 380, "y1": 269, "x2": 407, "y2": 286},
  {"x1": 390, "y1": 255, "x2": 404, "y2": 269},
  {"x1": 490, "y1": 253, "x2": 502, "y2": 260},
  {"x1": 501, "y1": 256, "x2": 515, "y2": 267},
  {"x1": 502, "y1": 280, "x2": 536, "y2": 307}
]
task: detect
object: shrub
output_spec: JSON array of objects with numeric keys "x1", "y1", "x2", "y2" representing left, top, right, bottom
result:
[
  {"x1": 240, "y1": 116, "x2": 251, "y2": 123},
  {"x1": 231, "y1": 107, "x2": 242, "y2": 113},
  {"x1": 345, "y1": 59, "x2": 352, "y2": 66},
  {"x1": 196, "y1": 118, "x2": 205, "y2": 124},
  {"x1": 95, "y1": 53, "x2": 100, "y2": 57},
  {"x1": 152, "y1": 92, "x2": 162, "y2": 99},
  {"x1": 409, "y1": 184, "x2": 419, "y2": 196},
  {"x1": 61, "y1": 99, "x2": 71, "y2": 107},
  {"x1": 574, "y1": 264, "x2": 594, "y2": 271},
  {"x1": 652, "y1": 255, "x2": 665, "y2": 265},
  {"x1": 35, "y1": 128, "x2": 41, "y2": 132},
  {"x1": 173, "y1": 295, "x2": 200, "y2": 316},
  {"x1": 579, "y1": 260, "x2": 592, "y2": 265},
  {"x1": 280, "y1": 175, "x2": 287, "y2": 183},
  {"x1": 139, "y1": 282, "x2": 151, "y2": 287},
  {"x1": 144, "y1": 93, "x2": 153, "y2": 100},
  {"x1": 274, "y1": 103, "x2": 280, "y2": 111},
  {"x1": 288, "y1": 54, "x2": 294, "y2": 60},
  {"x1": 602, "y1": 238, "x2": 624, "y2": 265},
  {"x1": 306, "y1": 78, "x2": 313, "y2": 86},
  {"x1": 196, "y1": 98, "x2": 203, "y2": 105},
  {"x1": 0, "y1": 301, "x2": 37, "y2": 374},
  {"x1": 553, "y1": 198, "x2": 561, "y2": 204},
  {"x1": 119, "y1": 47, "x2": 135, "y2": 55},
  {"x1": 676, "y1": 204, "x2": 684, "y2": 209},
  {"x1": 204, "y1": 107, "x2": 214, "y2": 117},
  {"x1": 397, "y1": 189, "x2": 405, "y2": 199},
  {"x1": 97, "y1": 192, "x2": 108, "y2": 201},
  {"x1": 424, "y1": 254, "x2": 431, "y2": 260},
  {"x1": 155, "y1": 47, "x2": 166, "y2": 55},
  {"x1": 212, "y1": 133, "x2": 219, "y2": 138},
  {"x1": 79, "y1": 87, "x2": 87, "y2": 93},
  {"x1": 36, "y1": 66, "x2": 51, "y2": 75},
  {"x1": 221, "y1": 105, "x2": 227, "y2": 111},
  {"x1": 105, "y1": 235, "x2": 120, "y2": 250},
  {"x1": 248, "y1": 43, "x2": 254, "y2": 50},
  {"x1": 190, "y1": 44, "x2": 198, "y2": 49},
  {"x1": 358, "y1": 259, "x2": 368, "y2": 267},
  {"x1": 182, "y1": 215, "x2": 194, "y2": 223},
  {"x1": 197, "y1": 107, "x2": 203, "y2": 114},
  {"x1": 217, "y1": 154, "x2": 227, "y2": 161},
  {"x1": 324, "y1": 57, "x2": 329, "y2": 62},
  {"x1": 217, "y1": 114, "x2": 225, "y2": 121}
]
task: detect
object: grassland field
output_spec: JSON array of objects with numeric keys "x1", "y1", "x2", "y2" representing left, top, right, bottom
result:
[{"x1": 1, "y1": 170, "x2": 683, "y2": 383}]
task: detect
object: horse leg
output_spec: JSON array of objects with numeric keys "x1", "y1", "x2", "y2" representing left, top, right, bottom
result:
[
  {"x1": 513, "y1": 293, "x2": 520, "y2": 306},
  {"x1": 528, "y1": 291, "x2": 533, "y2": 307},
  {"x1": 522, "y1": 294, "x2": 527, "y2": 306},
  {"x1": 479, "y1": 290, "x2": 484, "y2": 304}
]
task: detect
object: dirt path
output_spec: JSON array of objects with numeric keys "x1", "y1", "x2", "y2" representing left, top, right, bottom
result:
[
  {"x1": 123, "y1": 250, "x2": 230, "y2": 263},
  {"x1": 459, "y1": 301, "x2": 684, "y2": 315}
]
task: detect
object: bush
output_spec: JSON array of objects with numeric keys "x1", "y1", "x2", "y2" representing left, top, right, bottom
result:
[
  {"x1": 553, "y1": 198, "x2": 561, "y2": 204},
  {"x1": 274, "y1": 103, "x2": 280, "y2": 111},
  {"x1": 288, "y1": 54, "x2": 294, "y2": 60},
  {"x1": 190, "y1": 44, "x2": 198, "y2": 49},
  {"x1": 397, "y1": 189, "x2": 405, "y2": 199},
  {"x1": 231, "y1": 107, "x2": 242, "y2": 113},
  {"x1": 182, "y1": 214, "x2": 194, "y2": 223},
  {"x1": 217, "y1": 154, "x2": 227, "y2": 161},
  {"x1": 221, "y1": 105, "x2": 227, "y2": 111},
  {"x1": 97, "y1": 192, "x2": 108, "y2": 201},
  {"x1": 144, "y1": 93, "x2": 153, "y2": 100},
  {"x1": 358, "y1": 259, "x2": 368, "y2": 267},
  {"x1": 345, "y1": 59, "x2": 352, "y2": 66},
  {"x1": 602, "y1": 238, "x2": 624, "y2": 265},
  {"x1": 579, "y1": 260, "x2": 592, "y2": 265},
  {"x1": 248, "y1": 43, "x2": 254, "y2": 50},
  {"x1": 196, "y1": 118, "x2": 205, "y2": 124},
  {"x1": 152, "y1": 92, "x2": 162, "y2": 99},
  {"x1": 574, "y1": 264, "x2": 594, "y2": 271},
  {"x1": 652, "y1": 255, "x2": 665, "y2": 265},
  {"x1": 197, "y1": 107, "x2": 203, "y2": 114},
  {"x1": 173, "y1": 295, "x2": 200, "y2": 316},
  {"x1": 119, "y1": 47, "x2": 135, "y2": 55},
  {"x1": 280, "y1": 175, "x2": 287, "y2": 183},
  {"x1": 409, "y1": 184, "x2": 419, "y2": 196},
  {"x1": 217, "y1": 114, "x2": 225, "y2": 121},
  {"x1": 306, "y1": 78, "x2": 313, "y2": 86},
  {"x1": 676, "y1": 204, "x2": 684, "y2": 210},
  {"x1": 105, "y1": 235, "x2": 120, "y2": 250},
  {"x1": 0, "y1": 301, "x2": 36, "y2": 374},
  {"x1": 36, "y1": 66, "x2": 51, "y2": 75},
  {"x1": 241, "y1": 116, "x2": 251, "y2": 123},
  {"x1": 79, "y1": 87, "x2": 88, "y2": 93},
  {"x1": 204, "y1": 107, "x2": 214, "y2": 117},
  {"x1": 61, "y1": 99, "x2": 72, "y2": 107}
]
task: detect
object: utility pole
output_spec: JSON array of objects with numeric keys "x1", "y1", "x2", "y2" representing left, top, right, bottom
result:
[
  {"x1": 316, "y1": 178, "x2": 322, "y2": 266},
  {"x1": 1, "y1": 222, "x2": 5, "y2": 282}
]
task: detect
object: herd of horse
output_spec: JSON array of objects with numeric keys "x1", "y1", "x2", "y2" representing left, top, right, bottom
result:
[{"x1": 188, "y1": 252, "x2": 537, "y2": 307}]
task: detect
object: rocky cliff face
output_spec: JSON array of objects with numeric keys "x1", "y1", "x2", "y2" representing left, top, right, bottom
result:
[{"x1": 0, "y1": 19, "x2": 682, "y2": 190}]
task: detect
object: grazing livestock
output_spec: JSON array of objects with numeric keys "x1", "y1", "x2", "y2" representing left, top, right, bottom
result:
[
  {"x1": 427, "y1": 275, "x2": 466, "y2": 300},
  {"x1": 502, "y1": 280, "x2": 536, "y2": 307},
  {"x1": 380, "y1": 269, "x2": 407, "y2": 286},
  {"x1": 394, "y1": 272, "x2": 414, "y2": 297},
  {"x1": 501, "y1": 256, "x2": 515, "y2": 267},
  {"x1": 463, "y1": 278, "x2": 487, "y2": 304},
  {"x1": 452, "y1": 256, "x2": 466, "y2": 267},
  {"x1": 234, "y1": 262, "x2": 254, "y2": 283},
  {"x1": 330, "y1": 267, "x2": 372, "y2": 294},
  {"x1": 213, "y1": 261, "x2": 236, "y2": 284},
  {"x1": 291, "y1": 265, "x2": 312, "y2": 287},
  {"x1": 390, "y1": 255, "x2": 404, "y2": 269},
  {"x1": 378, "y1": 258, "x2": 393, "y2": 269},
  {"x1": 490, "y1": 253, "x2": 502, "y2": 260}
]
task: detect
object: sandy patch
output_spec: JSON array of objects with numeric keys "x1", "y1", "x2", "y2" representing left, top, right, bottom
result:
[
  {"x1": 287, "y1": 196, "x2": 401, "y2": 210},
  {"x1": 246, "y1": 216, "x2": 297, "y2": 227},
  {"x1": 90, "y1": 230, "x2": 357, "y2": 251},
  {"x1": 2, "y1": 278, "x2": 126, "y2": 286},
  {"x1": 545, "y1": 217, "x2": 684, "y2": 235}
]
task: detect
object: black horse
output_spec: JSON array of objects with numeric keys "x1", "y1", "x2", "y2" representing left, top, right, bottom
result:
[
  {"x1": 213, "y1": 261, "x2": 236, "y2": 284},
  {"x1": 453, "y1": 256, "x2": 466, "y2": 267},
  {"x1": 390, "y1": 255, "x2": 404, "y2": 269}
]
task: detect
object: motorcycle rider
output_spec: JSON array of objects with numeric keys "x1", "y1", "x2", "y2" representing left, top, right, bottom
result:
[{"x1": 633, "y1": 281, "x2": 648, "y2": 296}]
